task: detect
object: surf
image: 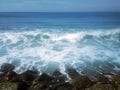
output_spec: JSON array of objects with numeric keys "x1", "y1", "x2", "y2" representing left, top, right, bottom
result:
[{"x1": 0, "y1": 29, "x2": 120, "y2": 76}]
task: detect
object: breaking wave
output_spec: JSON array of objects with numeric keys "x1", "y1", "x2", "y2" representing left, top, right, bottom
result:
[{"x1": 0, "y1": 29, "x2": 120, "y2": 75}]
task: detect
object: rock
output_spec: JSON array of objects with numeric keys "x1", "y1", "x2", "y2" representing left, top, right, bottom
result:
[
  {"x1": 111, "y1": 74, "x2": 120, "y2": 89},
  {"x1": 81, "y1": 68, "x2": 101, "y2": 81},
  {"x1": 0, "y1": 63, "x2": 15, "y2": 72},
  {"x1": 17, "y1": 82, "x2": 29, "y2": 90},
  {"x1": 30, "y1": 73, "x2": 54, "y2": 90},
  {"x1": 90, "y1": 82, "x2": 115, "y2": 90},
  {"x1": 52, "y1": 70, "x2": 66, "y2": 83},
  {"x1": 0, "y1": 82, "x2": 18, "y2": 90},
  {"x1": 72, "y1": 76, "x2": 93, "y2": 89},
  {"x1": 36, "y1": 73, "x2": 53, "y2": 82},
  {"x1": 56, "y1": 83, "x2": 73, "y2": 90},
  {"x1": 19, "y1": 70, "x2": 38, "y2": 83},
  {"x1": 97, "y1": 74, "x2": 110, "y2": 84},
  {"x1": 66, "y1": 68, "x2": 80, "y2": 79},
  {"x1": 0, "y1": 71, "x2": 18, "y2": 81},
  {"x1": 0, "y1": 82, "x2": 28, "y2": 90}
]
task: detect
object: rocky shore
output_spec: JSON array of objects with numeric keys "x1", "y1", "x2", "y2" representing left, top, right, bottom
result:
[{"x1": 0, "y1": 63, "x2": 120, "y2": 90}]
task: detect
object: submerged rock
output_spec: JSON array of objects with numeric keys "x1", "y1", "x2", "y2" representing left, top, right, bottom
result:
[{"x1": 66, "y1": 68, "x2": 80, "y2": 79}]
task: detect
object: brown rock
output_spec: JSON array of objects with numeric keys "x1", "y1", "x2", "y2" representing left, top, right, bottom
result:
[
  {"x1": 0, "y1": 71, "x2": 18, "y2": 81},
  {"x1": 56, "y1": 83, "x2": 73, "y2": 90},
  {"x1": 30, "y1": 73, "x2": 54, "y2": 90},
  {"x1": 72, "y1": 76, "x2": 92, "y2": 89},
  {"x1": 0, "y1": 82, "x2": 28, "y2": 90},
  {"x1": 90, "y1": 82, "x2": 115, "y2": 90}
]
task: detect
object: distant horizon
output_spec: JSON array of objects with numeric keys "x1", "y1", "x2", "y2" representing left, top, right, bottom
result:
[
  {"x1": 0, "y1": 0, "x2": 120, "y2": 12},
  {"x1": 0, "y1": 11, "x2": 120, "y2": 13}
]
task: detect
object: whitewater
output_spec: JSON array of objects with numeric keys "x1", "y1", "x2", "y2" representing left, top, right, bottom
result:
[{"x1": 0, "y1": 29, "x2": 120, "y2": 76}]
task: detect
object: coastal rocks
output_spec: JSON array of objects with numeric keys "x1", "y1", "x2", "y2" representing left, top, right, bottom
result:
[
  {"x1": 19, "y1": 70, "x2": 38, "y2": 83},
  {"x1": 66, "y1": 68, "x2": 80, "y2": 79},
  {"x1": 0, "y1": 63, "x2": 120, "y2": 90},
  {"x1": 0, "y1": 82, "x2": 19, "y2": 90},
  {"x1": 52, "y1": 70, "x2": 66, "y2": 83},
  {"x1": 29, "y1": 73, "x2": 54, "y2": 90},
  {"x1": 55, "y1": 83, "x2": 73, "y2": 90},
  {"x1": 71, "y1": 76, "x2": 93, "y2": 89},
  {"x1": 0, "y1": 71, "x2": 17, "y2": 81},
  {"x1": 0, "y1": 63, "x2": 15, "y2": 72},
  {"x1": 111, "y1": 74, "x2": 120, "y2": 90},
  {"x1": 89, "y1": 82, "x2": 114, "y2": 90}
]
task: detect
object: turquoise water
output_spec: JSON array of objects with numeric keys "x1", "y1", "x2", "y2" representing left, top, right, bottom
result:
[{"x1": 0, "y1": 12, "x2": 120, "y2": 75}]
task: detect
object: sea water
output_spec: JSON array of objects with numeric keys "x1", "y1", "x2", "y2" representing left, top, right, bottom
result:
[{"x1": 0, "y1": 12, "x2": 120, "y2": 75}]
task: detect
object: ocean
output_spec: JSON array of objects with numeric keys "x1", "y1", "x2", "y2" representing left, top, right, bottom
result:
[{"x1": 0, "y1": 12, "x2": 120, "y2": 75}]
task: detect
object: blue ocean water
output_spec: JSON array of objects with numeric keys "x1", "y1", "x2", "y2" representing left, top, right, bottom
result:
[{"x1": 0, "y1": 12, "x2": 120, "y2": 75}]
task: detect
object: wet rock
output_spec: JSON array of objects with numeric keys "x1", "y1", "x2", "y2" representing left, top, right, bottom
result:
[
  {"x1": 0, "y1": 71, "x2": 18, "y2": 81},
  {"x1": 97, "y1": 74, "x2": 110, "y2": 84},
  {"x1": 30, "y1": 73, "x2": 54, "y2": 90},
  {"x1": 72, "y1": 76, "x2": 93, "y2": 89},
  {"x1": 52, "y1": 70, "x2": 66, "y2": 83},
  {"x1": 111, "y1": 74, "x2": 120, "y2": 89},
  {"x1": 19, "y1": 70, "x2": 38, "y2": 83},
  {"x1": 55, "y1": 83, "x2": 73, "y2": 90},
  {"x1": 66, "y1": 68, "x2": 80, "y2": 79},
  {"x1": 0, "y1": 63, "x2": 15, "y2": 72},
  {"x1": 81, "y1": 68, "x2": 101, "y2": 81},
  {"x1": 90, "y1": 82, "x2": 115, "y2": 90}
]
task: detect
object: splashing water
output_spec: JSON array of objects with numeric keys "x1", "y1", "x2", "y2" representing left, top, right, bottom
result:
[{"x1": 0, "y1": 29, "x2": 120, "y2": 75}]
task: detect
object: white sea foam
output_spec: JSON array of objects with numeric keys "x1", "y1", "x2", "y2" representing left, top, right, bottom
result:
[{"x1": 0, "y1": 29, "x2": 120, "y2": 74}]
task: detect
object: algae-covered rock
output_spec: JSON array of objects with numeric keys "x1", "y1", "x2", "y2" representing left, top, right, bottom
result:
[
  {"x1": 0, "y1": 82, "x2": 18, "y2": 90},
  {"x1": 72, "y1": 76, "x2": 92, "y2": 89},
  {"x1": 90, "y1": 82, "x2": 115, "y2": 90}
]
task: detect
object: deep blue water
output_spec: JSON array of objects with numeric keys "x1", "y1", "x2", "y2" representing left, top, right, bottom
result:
[
  {"x1": 0, "y1": 12, "x2": 120, "y2": 75},
  {"x1": 0, "y1": 12, "x2": 120, "y2": 31}
]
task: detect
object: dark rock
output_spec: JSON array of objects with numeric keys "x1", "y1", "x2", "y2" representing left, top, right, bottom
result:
[
  {"x1": 30, "y1": 73, "x2": 54, "y2": 90},
  {"x1": 52, "y1": 70, "x2": 66, "y2": 83},
  {"x1": 90, "y1": 82, "x2": 115, "y2": 90},
  {"x1": 0, "y1": 63, "x2": 15, "y2": 72},
  {"x1": 111, "y1": 74, "x2": 120, "y2": 89},
  {"x1": 97, "y1": 74, "x2": 110, "y2": 84},
  {"x1": 0, "y1": 82, "x2": 28, "y2": 90},
  {"x1": 66, "y1": 68, "x2": 80, "y2": 79},
  {"x1": 19, "y1": 70, "x2": 38, "y2": 83},
  {"x1": 71, "y1": 76, "x2": 93, "y2": 89},
  {"x1": 55, "y1": 83, "x2": 73, "y2": 90},
  {"x1": 17, "y1": 82, "x2": 29, "y2": 90},
  {"x1": 0, "y1": 71, "x2": 18, "y2": 81},
  {"x1": 37, "y1": 73, "x2": 53, "y2": 82}
]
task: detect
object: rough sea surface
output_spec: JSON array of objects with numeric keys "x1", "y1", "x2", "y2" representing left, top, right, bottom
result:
[{"x1": 0, "y1": 12, "x2": 120, "y2": 76}]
